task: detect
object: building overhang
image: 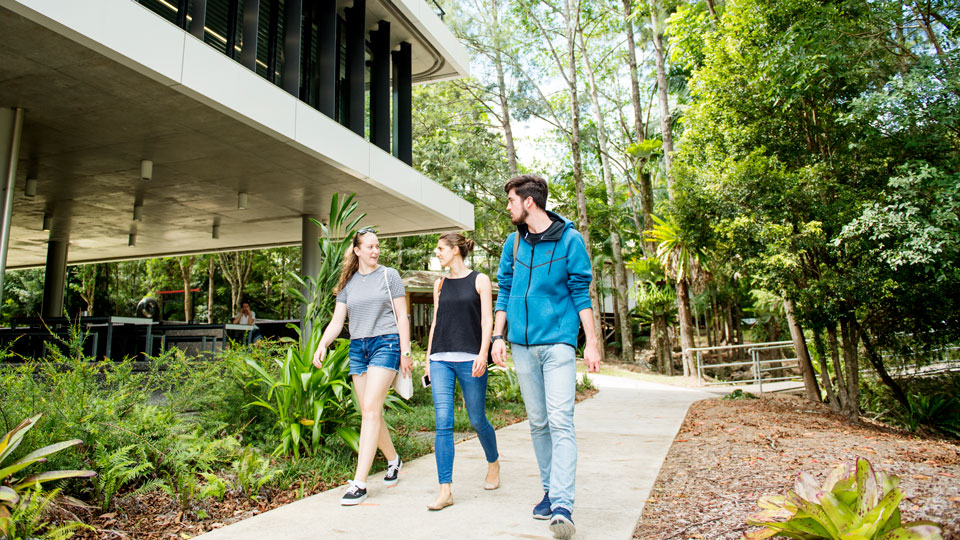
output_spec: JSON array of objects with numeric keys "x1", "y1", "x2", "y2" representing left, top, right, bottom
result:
[{"x1": 0, "y1": 0, "x2": 473, "y2": 269}]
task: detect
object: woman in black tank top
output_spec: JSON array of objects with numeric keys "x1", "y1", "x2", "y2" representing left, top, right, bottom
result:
[{"x1": 424, "y1": 233, "x2": 500, "y2": 511}]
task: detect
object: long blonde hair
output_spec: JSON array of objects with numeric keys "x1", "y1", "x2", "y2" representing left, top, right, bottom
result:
[{"x1": 334, "y1": 229, "x2": 374, "y2": 294}]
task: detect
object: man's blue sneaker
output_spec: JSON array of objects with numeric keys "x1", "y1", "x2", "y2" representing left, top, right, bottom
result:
[
  {"x1": 532, "y1": 492, "x2": 551, "y2": 520},
  {"x1": 549, "y1": 507, "x2": 575, "y2": 539}
]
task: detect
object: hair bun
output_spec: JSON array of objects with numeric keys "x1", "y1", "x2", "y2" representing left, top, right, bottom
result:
[{"x1": 464, "y1": 238, "x2": 475, "y2": 253}]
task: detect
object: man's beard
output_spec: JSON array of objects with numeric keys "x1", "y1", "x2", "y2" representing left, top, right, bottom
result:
[{"x1": 510, "y1": 206, "x2": 529, "y2": 226}]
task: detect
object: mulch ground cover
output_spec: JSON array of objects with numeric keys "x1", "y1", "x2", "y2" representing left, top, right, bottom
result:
[{"x1": 633, "y1": 394, "x2": 960, "y2": 540}]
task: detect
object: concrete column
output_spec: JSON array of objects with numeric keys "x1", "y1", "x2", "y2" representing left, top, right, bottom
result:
[
  {"x1": 301, "y1": 215, "x2": 320, "y2": 336},
  {"x1": 41, "y1": 238, "x2": 68, "y2": 319},
  {"x1": 0, "y1": 108, "x2": 25, "y2": 306}
]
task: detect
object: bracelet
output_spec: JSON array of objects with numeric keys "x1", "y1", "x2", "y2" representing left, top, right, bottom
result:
[{"x1": 491, "y1": 335, "x2": 504, "y2": 343}]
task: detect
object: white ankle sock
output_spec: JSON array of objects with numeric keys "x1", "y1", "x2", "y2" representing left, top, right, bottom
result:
[
  {"x1": 352, "y1": 479, "x2": 367, "y2": 489},
  {"x1": 388, "y1": 456, "x2": 400, "y2": 468}
]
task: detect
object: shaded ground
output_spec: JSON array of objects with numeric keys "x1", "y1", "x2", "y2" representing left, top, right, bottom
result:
[{"x1": 633, "y1": 394, "x2": 960, "y2": 540}]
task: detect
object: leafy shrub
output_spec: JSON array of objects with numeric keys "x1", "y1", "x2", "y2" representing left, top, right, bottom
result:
[
  {"x1": 859, "y1": 375, "x2": 960, "y2": 438},
  {"x1": 746, "y1": 457, "x2": 943, "y2": 539},
  {"x1": 488, "y1": 367, "x2": 523, "y2": 402},
  {"x1": 0, "y1": 416, "x2": 96, "y2": 538},
  {"x1": 0, "y1": 488, "x2": 92, "y2": 540},
  {"x1": 576, "y1": 373, "x2": 595, "y2": 393},
  {"x1": 724, "y1": 389, "x2": 759, "y2": 400},
  {"x1": 242, "y1": 334, "x2": 360, "y2": 457},
  {"x1": 905, "y1": 393, "x2": 960, "y2": 438},
  {"x1": 0, "y1": 415, "x2": 96, "y2": 529}
]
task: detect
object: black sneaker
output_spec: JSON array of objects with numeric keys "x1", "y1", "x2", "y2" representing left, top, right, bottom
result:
[
  {"x1": 384, "y1": 457, "x2": 402, "y2": 486},
  {"x1": 549, "y1": 507, "x2": 575, "y2": 539},
  {"x1": 533, "y1": 492, "x2": 551, "y2": 520},
  {"x1": 340, "y1": 483, "x2": 367, "y2": 506}
]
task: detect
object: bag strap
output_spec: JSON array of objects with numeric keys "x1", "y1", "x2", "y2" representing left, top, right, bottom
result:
[
  {"x1": 383, "y1": 269, "x2": 400, "y2": 330},
  {"x1": 512, "y1": 233, "x2": 520, "y2": 272}
]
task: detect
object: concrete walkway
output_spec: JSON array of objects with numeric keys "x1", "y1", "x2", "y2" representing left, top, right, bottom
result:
[{"x1": 196, "y1": 375, "x2": 718, "y2": 540}]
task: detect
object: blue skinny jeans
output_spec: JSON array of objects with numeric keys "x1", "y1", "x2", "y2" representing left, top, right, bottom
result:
[{"x1": 430, "y1": 360, "x2": 499, "y2": 484}]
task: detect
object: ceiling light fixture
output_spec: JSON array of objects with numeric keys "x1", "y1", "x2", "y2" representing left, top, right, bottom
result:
[
  {"x1": 133, "y1": 203, "x2": 143, "y2": 222},
  {"x1": 140, "y1": 160, "x2": 153, "y2": 181},
  {"x1": 25, "y1": 178, "x2": 37, "y2": 198},
  {"x1": 128, "y1": 232, "x2": 137, "y2": 247},
  {"x1": 212, "y1": 221, "x2": 220, "y2": 239},
  {"x1": 42, "y1": 212, "x2": 52, "y2": 231},
  {"x1": 238, "y1": 191, "x2": 248, "y2": 210}
]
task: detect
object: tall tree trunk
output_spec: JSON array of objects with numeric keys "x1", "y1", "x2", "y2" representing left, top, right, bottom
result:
[
  {"x1": 826, "y1": 324, "x2": 848, "y2": 410},
  {"x1": 638, "y1": 171, "x2": 656, "y2": 254},
  {"x1": 621, "y1": 0, "x2": 656, "y2": 254},
  {"x1": 177, "y1": 256, "x2": 196, "y2": 323},
  {"x1": 654, "y1": 312, "x2": 672, "y2": 375},
  {"x1": 812, "y1": 329, "x2": 841, "y2": 412},
  {"x1": 562, "y1": 0, "x2": 603, "y2": 347},
  {"x1": 648, "y1": 0, "x2": 675, "y2": 196},
  {"x1": 579, "y1": 33, "x2": 634, "y2": 363},
  {"x1": 783, "y1": 297, "x2": 821, "y2": 402},
  {"x1": 675, "y1": 278, "x2": 696, "y2": 377},
  {"x1": 218, "y1": 251, "x2": 253, "y2": 316},
  {"x1": 207, "y1": 256, "x2": 215, "y2": 324},
  {"x1": 858, "y1": 323, "x2": 910, "y2": 409},
  {"x1": 491, "y1": 0, "x2": 519, "y2": 176},
  {"x1": 839, "y1": 317, "x2": 860, "y2": 418},
  {"x1": 705, "y1": 0, "x2": 719, "y2": 23}
]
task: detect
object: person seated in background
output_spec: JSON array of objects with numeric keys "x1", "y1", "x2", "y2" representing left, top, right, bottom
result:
[{"x1": 232, "y1": 300, "x2": 263, "y2": 343}]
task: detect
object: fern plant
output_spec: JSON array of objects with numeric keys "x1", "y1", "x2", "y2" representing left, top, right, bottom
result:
[{"x1": 92, "y1": 445, "x2": 154, "y2": 511}]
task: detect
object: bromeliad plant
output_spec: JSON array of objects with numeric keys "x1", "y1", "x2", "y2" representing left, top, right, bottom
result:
[
  {"x1": 745, "y1": 457, "x2": 942, "y2": 540},
  {"x1": 0, "y1": 414, "x2": 96, "y2": 534}
]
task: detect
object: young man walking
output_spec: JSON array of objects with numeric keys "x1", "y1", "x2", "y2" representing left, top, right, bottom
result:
[{"x1": 490, "y1": 174, "x2": 601, "y2": 539}]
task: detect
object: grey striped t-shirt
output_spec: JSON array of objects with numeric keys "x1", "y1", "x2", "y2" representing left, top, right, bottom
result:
[{"x1": 336, "y1": 266, "x2": 405, "y2": 339}]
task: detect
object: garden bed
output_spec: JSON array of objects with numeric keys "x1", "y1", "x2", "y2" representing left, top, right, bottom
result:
[{"x1": 633, "y1": 394, "x2": 960, "y2": 539}]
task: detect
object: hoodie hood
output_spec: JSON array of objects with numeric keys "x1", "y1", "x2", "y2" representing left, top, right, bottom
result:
[{"x1": 516, "y1": 210, "x2": 572, "y2": 244}]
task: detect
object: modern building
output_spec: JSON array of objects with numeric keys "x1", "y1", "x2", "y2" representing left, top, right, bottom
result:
[{"x1": 0, "y1": 0, "x2": 473, "y2": 319}]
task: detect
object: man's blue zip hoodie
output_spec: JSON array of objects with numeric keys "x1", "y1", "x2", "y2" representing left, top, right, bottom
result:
[{"x1": 495, "y1": 211, "x2": 593, "y2": 348}]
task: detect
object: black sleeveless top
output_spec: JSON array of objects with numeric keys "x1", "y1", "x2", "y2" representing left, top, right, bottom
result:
[{"x1": 432, "y1": 271, "x2": 482, "y2": 355}]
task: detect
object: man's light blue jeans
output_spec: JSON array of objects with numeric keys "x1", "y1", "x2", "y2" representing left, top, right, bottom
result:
[{"x1": 511, "y1": 343, "x2": 577, "y2": 513}]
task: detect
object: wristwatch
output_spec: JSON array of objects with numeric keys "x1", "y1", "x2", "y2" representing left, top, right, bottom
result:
[
  {"x1": 491, "y1": 335, "x2": 504, "y2": 343},
  {"x1": 402, "y1": 351, "x2": 411, "y2": 358}
]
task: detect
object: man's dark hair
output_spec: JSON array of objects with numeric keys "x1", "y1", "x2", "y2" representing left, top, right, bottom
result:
[{"x1": 504, "y1": 174, "x2": 548, "y2": 210}]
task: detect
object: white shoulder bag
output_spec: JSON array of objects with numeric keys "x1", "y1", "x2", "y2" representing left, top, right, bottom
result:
[{"x1": 384, "y1": 269, "x2": 413, "y2": 399}]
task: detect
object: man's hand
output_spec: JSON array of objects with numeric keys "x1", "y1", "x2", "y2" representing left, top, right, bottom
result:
[
  {"x1": 490, "y1": 340, "x2": 507, "y2": 367},
  {"x1": 583, "y1": 341, "x2": 601, "y2": 373}
]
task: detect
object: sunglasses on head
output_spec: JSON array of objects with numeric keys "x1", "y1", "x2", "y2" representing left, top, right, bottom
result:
[{"x1": 357, "y1": 227, "x2": 377, "y2": 235}]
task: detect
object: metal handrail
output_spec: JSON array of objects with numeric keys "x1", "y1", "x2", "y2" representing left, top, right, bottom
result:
[{"x1": 695, "y1": 340, "x2": 802, "y2": 392}]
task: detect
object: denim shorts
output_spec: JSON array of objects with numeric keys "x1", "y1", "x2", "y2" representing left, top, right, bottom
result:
[{"x1": 348, "y1": 333, "x2": 401, "y2": 376}]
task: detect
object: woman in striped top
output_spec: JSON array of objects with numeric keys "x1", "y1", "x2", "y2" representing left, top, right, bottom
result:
[{"x1": 313, "y1": 228, "x2": 412, "y2": 506}]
